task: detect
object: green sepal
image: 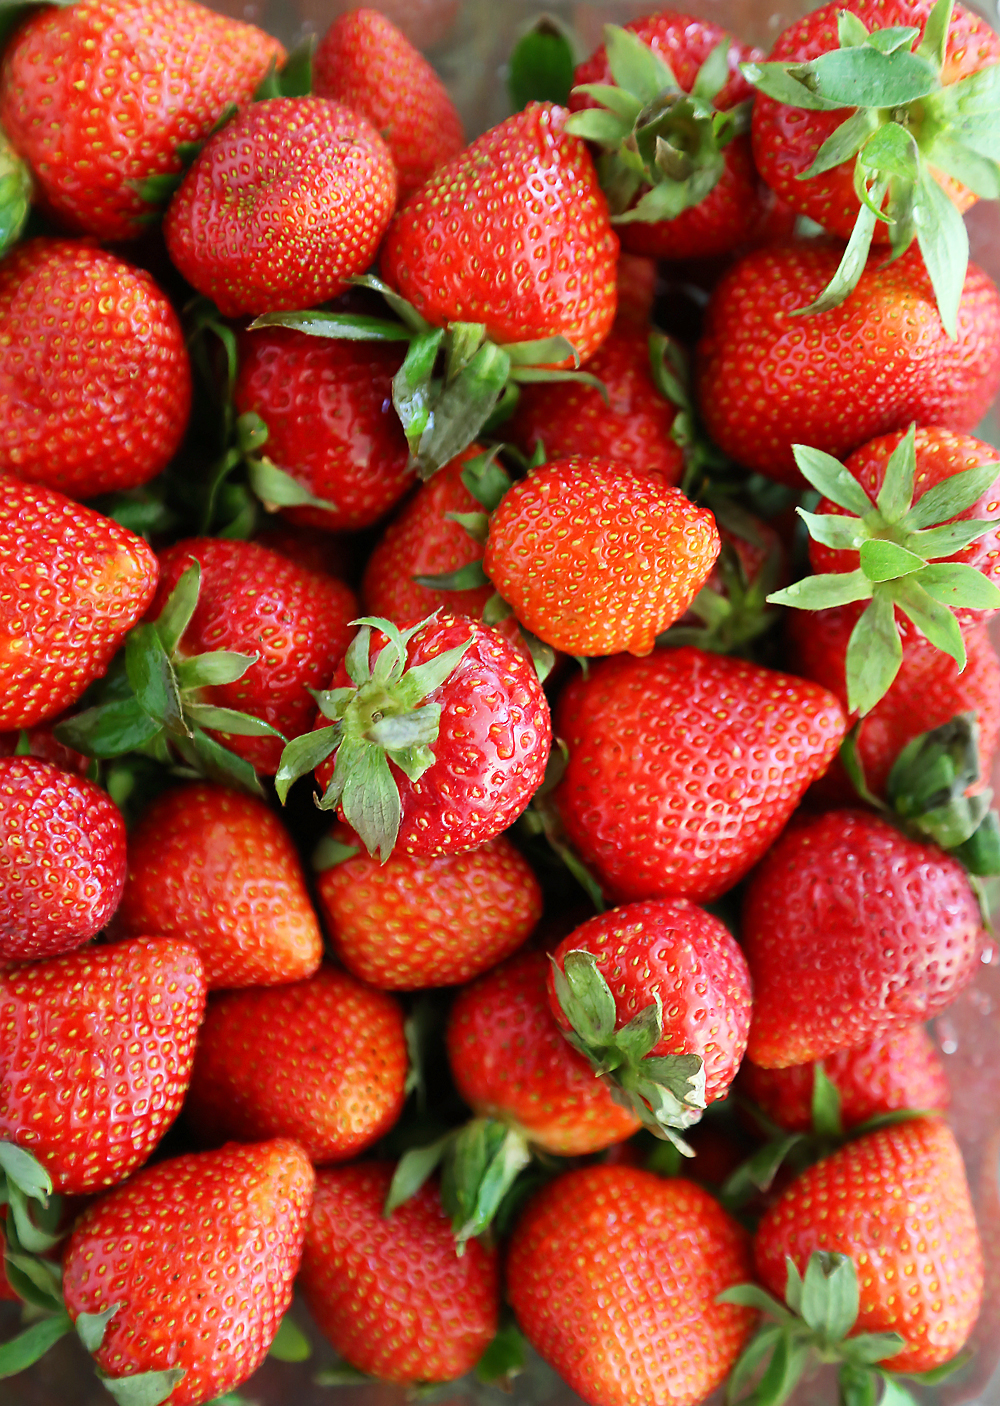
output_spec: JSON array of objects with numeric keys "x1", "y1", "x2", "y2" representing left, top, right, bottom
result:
[
  {"x1": 508, "y1": 16, "x2": 577, "y2": 109},
  {"x1": 96, "y1": 1367, "x2": 187, "y2": 1406},
  {"x1": 247, "y1": 457, "x2": 338, "y2": 514},
  {"x1": 0, "y1": 1312, "x2": 73, "y2": 1379},
  {"x1": 76, "y1": 1303, "x2": 123, "y2": 1354},
  {"x1": 268, "y1": 1313, "x2": 311, "y2": 1363},
  {"x1": 413, "y1": 560, "x2": 490, "y2": 592},
  {"x1": 249, "y1": 309, "x2": 412, "y2": 342},
  {"x1": 475, "y1": 1322, "x2": 527, "y2": 1388},
  {"x1": 0, "y1": 1143, "x2": 53, "y2": 1206},
  {"x1": 129, "y1": 103, "x2": 237, "y2": 211},
  {"x1": 0, "y1": 126, "x2": 32, "y2": 257},
  {"x1": 254, "y1": 34, "x2": 314, "y2": 100},
  {"x1": 311, "y1": 833, "x2": 360, "y2": 871}
]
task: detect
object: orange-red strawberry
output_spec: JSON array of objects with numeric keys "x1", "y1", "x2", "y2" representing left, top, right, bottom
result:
[
  {"x1": 313, "y1": 7, "x2": 464, "y2": 197},
  {"x1": 164, "y1": 97, "x2": 397, "y2": 317},
  {"x1": 0, "y1": 478, "x2": 159, "y2": 729},
  {"x1": 116, "y1": 782, "x2": 323, "y2": 988},
  {"x1": 299, "y1": 1163, "x2": 499, "y2": 1383},
  {"x1": 0, "y1": 240, "x2": 191, "y2": 500},
  {"x1": 315, "y1": 822, "x2": 541, "y2": 989},
  {"x1": 0, "y1": 0, "x2": 283, "y2": 240},
  {"x1": 507, "y1": 1164, "x2": 756, "y2": 1406},
  {"x1": 483, "y1": 457, "x2": 720, "y2": 655},
  {"x1": 61, "y1": 1138, "x2": 315, "y2": 1406},
  {"x1": 183, "y1": 965, "x2": 407, "y2": 1163},
  {"x1": 0, "y1": 758, "x2": 126, "y2": 961},
  {"x1": 0, "y1": 937, "x2": 206, "y2": 1193}
]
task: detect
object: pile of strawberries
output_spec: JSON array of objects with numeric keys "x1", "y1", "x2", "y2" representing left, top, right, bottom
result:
[{"x1": 2, "y1": 0, "x2": 1000, "y2": 1404}]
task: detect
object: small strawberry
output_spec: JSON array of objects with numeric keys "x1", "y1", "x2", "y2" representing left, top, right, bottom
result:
[
  {"x1": 506, "y1": 1164, "x2": 756, "y2": 1406},
  {"x1": 0, "y1": 757, "x2": 126, "y2": 961},
  {"x1": 299, "y1": 1163, "x2": 499, "y2": 1383},
  {"x1": 116, "y1": 782, "x2": 323, "y2": 989},
  {"x1": 553, "y1": 647, "x2": 846, "y2": 903},
  {"x1": 164, "y1": 97, "x2": 397, "y2": 317},
  {"x1": 0, "y1": 936, "x2": 206, "y2": 1193},
  {"x1": 314, "y1": 822, "x2": 542, "y2": 989},
  {"x1": 183, "y1": 964, "x2": 407, "y2": 1164},
  {"x1": 0, "y1": 477, "x2": 159, "y2": 730},
  {"x1": 313, "y1": 7, "x2": 464, "y2": 197}
]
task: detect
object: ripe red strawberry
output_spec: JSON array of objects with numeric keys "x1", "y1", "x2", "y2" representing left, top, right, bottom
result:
[
  {"x1": 0, "y1": 0, "x2": 283, "y2": 240},
  {"x1": 164, "y1": 97, "x2": 397, "y2": 317},
  {"x1": 553, "y1": 647, "x2": 846, "y2": 904},
  {"x1": 116, "y1": 782, "x2": 323, "y2": 988},
  {"x1": 696, "y1": 243, "x2": 1000, "y2": 484},
  {"x1": 0, "y1": 723, "x2": 90, "y2": 776},
  {"x1": 738, "y1": 1024, "x2": 951, "y2": 1134},
  {"x1": 315, "y1": 823, "x2": 541, "y2": 989},
  {"x1": 381, "y1": 102, "x2": 617, "y2": 365},
  {"x1": 313, "y1": 7, "x2": 464, "y2": 197},
  {"x1": 0, "y1": 240, "x2": 191, "y2": 500},
  {"x1": 149, "y1": 537, "x2": 357, "y2": 774},
  {"x1": 445, "y1": 950, "x2": 639, "y2": 1156},
  {"x1": 183, "y1": 965, "x2": 407, "y2": 1163},
  {"x1": 0, "y1": 758, "x2": 126, "y2": 961},
  {"x1": 0, "y1": 477, "x2": 159, "y2": 729},
  {"x1": 1, "y1": 937, "x2": 206, "y2": 1193},
  {"x1": 483, "y1": 458, "x2": 720, "y2": 655},
  {"x1": 507, "y1": 1164, "x2": 756, "y2": 1406},
  {"x1": 743, "y1": 809, "x2": 983, "y2": 1069},
  {"x1": 299, "y1": 1163, "x2": 499, "y2": 1383},
  {"x1": 508, "y1": 322, "x2": 685, "y2": 485},
  {"x1": 62, "y1": 1138, "x2": 315, "y2": 1405}
]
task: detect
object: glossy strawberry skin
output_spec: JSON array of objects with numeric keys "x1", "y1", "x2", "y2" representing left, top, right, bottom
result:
[
  {"x1": 0, "y1": 240, "x2": 191, "y2": 500},
  {"x1": 0, "y1": 0, "x2": 283, "y2": 240},
  {"x1": 445, "y1": 950, "x2": 639, "y2": 1155},
  {"x1": 151, "y1": 537, "x2": 358, "y2": 774},
  {"x1": 183, "y1": 965, "x2": 407, "y2": 1164},
  {"x1": 234, "y1": 327, "x2": 412, "y2": 531},
  {"x1": 299, "y1": 1163, "x2": 499, "y2": 1384},
  {"x1": 754, "y1": 1119, "x2": 983, "y2": 1372},
  {"x1": 62, "y1": 1138, "x2": 315, "y2": 1406},
  {"x1": 696, "y1": 244, "x2": 1000, "y2": 484},
  {"x1": 316, "y1": 823, "x2": 541, "y2": 989},
  {"x1": 116, "y1": 782, "x2": 323, "y2": 989},
  {"x1": 0, "y1": 937, "x2": 206, "y2": 1193},
  {"x1": 382, "y1": 102, "x2": 618, "y2": 364},
  {"x1": 0, "y1": 478, "x2": 159, "y2": 729},
  {"x1": 549, "y1": 898, "x2": 752, "y2": 1105},
  {"x1": 508, "y1": 322, "x2": 685, "y2": 485},
  {"x1": 313, "y1": 7, "x2": 463, "y2": 197},
  {"x1": 164, "y1": 97, "x2": 397, "y2": 318},
  {"x1": 507, "y1": 1165, "x2": 756, "y2": 1406},
  {"x1": 743, "y1": 810, "x2": 983, "y2": 1069},
  {"x1": 553, "y1": 647, "x2": 846, "y2": 904}
]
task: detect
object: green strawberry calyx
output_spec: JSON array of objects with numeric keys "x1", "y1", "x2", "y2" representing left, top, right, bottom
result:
[
  {"x1": 742, "y1": 0, "x2": 1000, "y2": 336},
  {"x1": 564, "y1": 23, "x2": 752, "y2": 226},
  {"x1": 768, "y1": 426, "x2": 1000, "y2": 714},
  {"x1": 274, "y1": 611, "x2": 474, "y2": 861},
  {"x1": 550, "y1": 949, "x2": 707, "y2": 1151},
  {"x1": 0, "y1": 124, "x2": 31, "y2": 260}
]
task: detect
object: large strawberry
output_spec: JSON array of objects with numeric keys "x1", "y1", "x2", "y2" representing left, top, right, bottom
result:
[
  {"x1": 164, "y1": 97, "x2": 397, "y2": 317},
  {"x1": 0, "y1": 239, "x2": 191, "y2": 500},
  {"x1": 507, "y1": 1164, "x2": 756, "y2": 1406},
  {"x1": 0, "y1": 478, "x2": 159, "y2": 729},
  {"x1": 553, "y1": 647, "x2": 846, "y2": 903},
  {"x1": 0, "y1": 937, "x2": 205, "y2": 1193},
  {"x1": 0, "y1": 0, "x2": 283, "y2": 239},
  {"x1": 695, "y1": 243, "x2": 1000, "y2": 483}
]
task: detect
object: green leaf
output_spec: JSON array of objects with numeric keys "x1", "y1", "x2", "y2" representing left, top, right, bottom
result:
[
  {"x1": 2, "y1": 1251, "x2": 64, "y2": 1314},
  {"x1": 892, "y1": 576, "x2": 967, "y2": 666},
  {"x1": 740, "y1": 60, "x2": 848, "y2": 111},
  {"x1": 769, "y1": 569, "x2": 874, "y2": 611},
  {"x1": 268, "y1": 1314, "x2": 311, "y2": 1363},
  {"x1": 725, "y1": 1325, "x2": 786, "y2": 1405},
  {"x1": 721, "y1": 1133, "x2": 806, "y2": 1208},
  {"x1": 797, "y1": 509, "x2": 867, "y2": 551},
  {"x1": 475, "y1": 1323, "x2": 527, "y2": 1386},
  {"x1": 795, "y1": 177, "x2": 887, "y2": 316},
  {"x1": 811, "y1": 1065, "x2": 845, "y2": 1139},
  {"x1": 846, "y1": 590, "x2": 904, "y2": 714},
  {"x1": 0, "y1": 134, "x2": 32, "y2": 257},
  {"x1": 183, "y1": 704, "x2": 283, "y2": 738},
  {"x1": 368, "y1": 706, "x2": 440, "y2": 754},
  {"x1": 174, "y1": 651, "x2": 258, "y2": 690},
  {"x1": 504, "y1": 334, "x2": 578, "y2": 369},
  {"x1": 415, "y1": 341, "x2": 511, "y2": 479},
  {"x1": 338, "y1": 741, "x2": 402, "y2": 861},
  {"x1": 0, "y1": 1144, "x2": 52, "y2": 1203},
  {"x1": 402, "y1": 632, "x2": 475, "y2": 703},
  {"x1": 912, "y1": 163, "x2": 969, "y2": 340},
  {"x1": 875, "y1": 425, "x2": 917, "y2": 522},
  {"x1": 843, "y1": 1333, "x2": 908, "y2": 1365},
  {"x1": 839, "y1": 10, "x2": 871, "y2": 46},
  {"x1": 792, "y1": 446, "x2": 874, "y2": 515},
  {"x1": 313, "y1": 1363, "x2": 373, "y2": 1387},
  {"x1": 6, "y1": 1184, "x2": 59, "y2": 1254},
  {"x1": 859, "y1": 121, "x2": 920, "y2": 180},
  {"x1": 919, "y1": 561, "x2": 1000, "y2": 609},
  {"x1": 923, "y1": 136, "x2": 1000, "y2": 199},
  {"x1": 839, "y1": 1363, "x2": 880, "y2": 1406},
  {"x1": 859, "y1": 538, "x2": 926, "y2": 581},
  {"x1": 176, "y1": 728, "x2": 265, "y2": 798},
  {"x1": 394, "y1": 328, "x2": 444, "y2": 454},
  {"x1": 564, "y1": 107, "x2": 634, "y2": 144},
  {"x1": 76, "y1": 1303, "x2": 122, "y2": 1353},
  {"x1": 275, "y1": 726, "x2": 339, "y2": 804},
  {"x1": 717, "y1": 1283, "x2": 796, "y2": 1317},
  {"x1": 614, "y1": 1000, "x2": 664, "y2": 1065},
  {"x1": 413, "y1": 560, "x2": 490, "y2": 592},
  {"x1": 55, "y1": 699, "x2": 163, "y2": 759},
  {"x1": 507, "y1": 19, "x2": 576, "y2": 109},
  {"x1": 799, "y1": 108, "x2": 880, "y2": 180},
  {"x1": 953, "y1": 809, "x2": 1000, "y2": 875},
  {"x1": 312, "y1": 834, "x2": 360, "y2": 871},
  {"x1": 873, "y1": 1374, "x2": 919, "y2": 1406},
  {"x1": 248, "y1": 457, "x2": 339, "y2": 513},
  {"x1": 916, "y1": 0, "x2": 953, "y2": 66},
  {"x1": 384, "y1": 1134, "x2": 454, "y2": 1214},
  {"x1": 805, "y1": 45, "x2": 938, "y2": 107},
  {"x1": 552, "y1": 950, "x2": 618, "y2": 1049},
  {"x1": 97, "y1": 1367, "x2": 187, "y2": 1406},
  {"x1": 864, "y1": 25, "x2": 920, "y2": 55},
  {"x1": 446, "y1": 1121, "x2": 532, "y2": 1247},
  {"x1": 603, "y1": 23, "x2": 679, "y2": 103},
  {"x1": 350, "y1": 274, "x2": 431, "y2": 334},
  {"x1": 276, "y1": 34, "x2": 314, "y2": 97},
  {"x1": 905, "y1": 518, "x2": 997, "y2": 558},
  {"x1": 692, "y1": 37, "x2": 733, "y2": 102},
  {"x1": 0, "y1": 1312, "x2": 72, "y2": 1378},
  {"x1": 572, "y1": 81, "x2": 645, "y2": 123},
  {"x1": 248, "y1": 310, "x2": 411, "y2": 341},
  {"x1": 800, "y1": 1251, "x2": 859, "y2": 1341},
  {"x1": 518, "y1": 627, "x2": 556, "y2": 684},
  {"x1": 902, "y1": 459, "x2": 1000, "y2": 529},
  {"x1": 153, "y1": 563, "x2": 200, "y2": 656},
  {"x1": 125, "y1": 625, "x2": 185, "y2": 735}
]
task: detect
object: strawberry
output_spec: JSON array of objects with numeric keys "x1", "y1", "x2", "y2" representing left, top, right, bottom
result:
[
  {"x1": 482, "y1": 457, "x2": 720, "y2": 656},
  {"x1": 552, "y1": 647, "x2": 846, "y2": 904},
  {"x1": 116, "y1": 782, "x2": 323, "y2": 988},
  {"x1": 739, "y1": 1023, "x2": 950, "y2": 1135},
  {"x1": 0, "y1": 757, "x2": 126, "y2": 961},
  {"x1": 0, "y1": 936, "x2": 206, "y2": 1193},
  {"x1": 666, "y1": 510, "x2": 787, "y2": 654},
  {"x1": 314, "y1": 822, "x2": 542, "y2": 989},
  {"x1": 0, "y1": 477, "x2": 159, "y2": 730},
  {"x1": 0, "y1": 723, "x2": 90, "y2": 776},
  {"x1": 299, "y1": 1163, "x2": 499, "y2": 1383},
  {"x1": 695, "y1": 243, "x2": 1000, "y2": 485},
  {"x1": 313, "y1": 7, "x2": 464, "y2": 197},
  {"x1": 183, "y1": 964, "x2": 407, "y2": 1163},
  {"x1": 254, "y1": 521, "x2": 358, "y2": 582},
  {"x1": 164, "y1": 97, "x2": 397, "y2": 317},
  {"x1": 506, "y1": 1164, "x2": 756, "y2": 1406},
  {"x1": 743, "y1": 809, "x2": 983, "y2": 1068},
  {"x1": 0, "y1": 0, "x2": 283, "y2": 240},
  {"x1": 0, "y1": 239, "x2": 191, "y2": 501}
]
